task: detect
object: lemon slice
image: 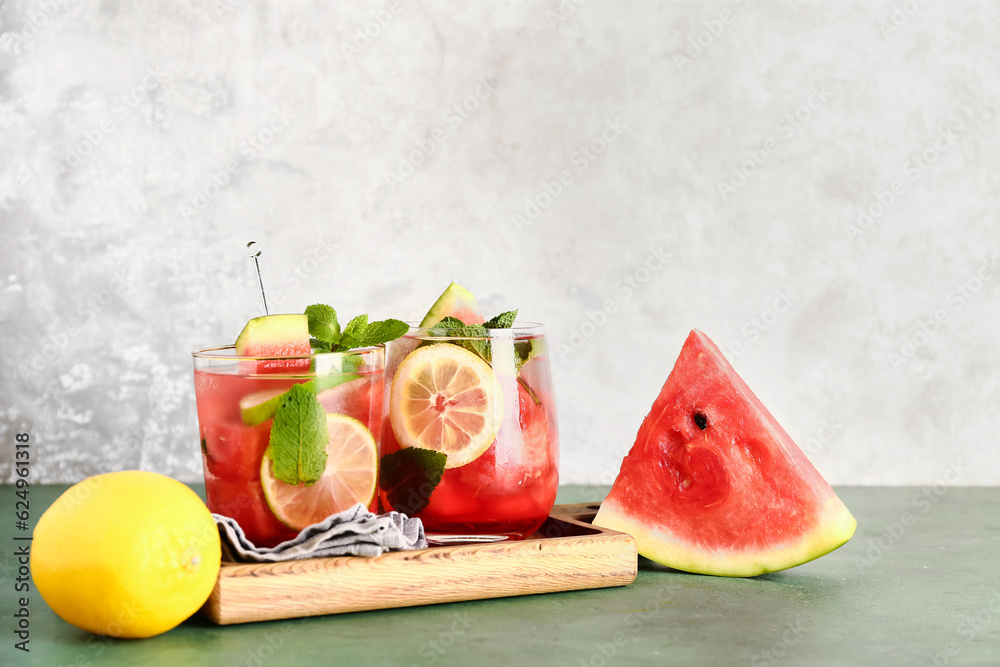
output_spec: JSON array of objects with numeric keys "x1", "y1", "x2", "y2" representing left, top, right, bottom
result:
[
  {"x1": 389, "y1": 343, "x2": 504, "y2": 469},
  {"x1": 261, "y1": 414, "x2": 378, "y2": 531}
]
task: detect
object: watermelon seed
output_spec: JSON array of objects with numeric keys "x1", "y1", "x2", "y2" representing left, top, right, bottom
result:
[{"x1": 693, "y1": 412, "x2": 709, "y2": 430}]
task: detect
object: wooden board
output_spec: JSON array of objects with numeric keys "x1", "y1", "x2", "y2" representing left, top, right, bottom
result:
[{"x1": 202, "y1": 503, "x2": 637, "y2": 625}]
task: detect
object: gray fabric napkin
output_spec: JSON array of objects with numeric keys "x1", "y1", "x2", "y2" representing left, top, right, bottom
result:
[{"x1": 213, "y1": 504, "x2": 428, "y2": 563}]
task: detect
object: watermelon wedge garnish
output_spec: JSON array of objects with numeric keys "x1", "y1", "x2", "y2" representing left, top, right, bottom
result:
[
  {"x1": 234, "y1": 314, "x2": 311, "y2": 373},
  {"x1": 594, "y1": 330, "x2": 856, "y2": 577},
  {"x1": 419, "y1": 282, "x2": 484, "y2": 327}
]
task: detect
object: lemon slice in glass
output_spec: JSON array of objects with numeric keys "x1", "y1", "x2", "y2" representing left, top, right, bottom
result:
[
  {"x1": 389, "y1": 343, "x2": 504, "y2": 469},
  {"x1": 261, "y1": 414, "x2": 378, "y2": 530}
]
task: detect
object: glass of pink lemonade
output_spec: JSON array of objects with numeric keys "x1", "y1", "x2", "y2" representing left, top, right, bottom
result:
[
  {"x1": 192, "y1": 345, "x2": 384, "y2": 548},
  {"x1": 378, "y1": 323, "x2": 558, "y2": 540}
]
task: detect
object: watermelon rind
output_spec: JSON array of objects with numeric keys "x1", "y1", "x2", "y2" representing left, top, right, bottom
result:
[
  {"x1": 239, "y1": 388, "x2": 288, "y2": 426},
  {"x1": 595, "y1": 495, "x2": 856, "y2": 577},
  {"x1": 239, "y1": 374, "x2": 359, "y2": 426},
  {"x1": 419, "y1": 282, "x2": 484, "y2": 327}
]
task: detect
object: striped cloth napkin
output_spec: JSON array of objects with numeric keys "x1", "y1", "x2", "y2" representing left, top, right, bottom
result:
[{"x1": 213, "y1": 504, "x2": 427, "y2": 562}]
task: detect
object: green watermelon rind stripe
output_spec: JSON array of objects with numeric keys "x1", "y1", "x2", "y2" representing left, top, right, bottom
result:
[{"x1": 594, "y1": 496, "x2": 857, "y2": 577}]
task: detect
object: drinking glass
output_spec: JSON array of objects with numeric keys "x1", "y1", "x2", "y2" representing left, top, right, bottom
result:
[
  {"x1": 379, "y1": 323, "x2": 558, "y2": 540},
  {"x1": 192, "y1": 345, "x2": 384, "y2": 548}
]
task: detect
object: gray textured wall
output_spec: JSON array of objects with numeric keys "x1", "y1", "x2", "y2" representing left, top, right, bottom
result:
[{"x1": 2, "y1": 1, "x2": 998, "y2": 485}]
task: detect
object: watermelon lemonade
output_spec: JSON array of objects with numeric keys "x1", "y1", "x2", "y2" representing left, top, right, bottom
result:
[
  {"x1": 192, "y1": 311, "x2": 391, "y2": 548},
  {"x1": 379, "y1": 324, "x2": 559, "y2": 540}
]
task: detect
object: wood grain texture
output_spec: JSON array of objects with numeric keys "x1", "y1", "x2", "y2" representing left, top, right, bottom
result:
[{"x1": 203, "y1": 503, "x2": 636, "y2": 625}]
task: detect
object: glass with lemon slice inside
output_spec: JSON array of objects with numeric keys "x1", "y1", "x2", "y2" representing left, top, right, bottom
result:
[
  {"x1": 192, "y1": 345, "x2": 383, "y2": 548},
  {"x1": 380, "y1": 324, "x2": 558, "y2": 540}
]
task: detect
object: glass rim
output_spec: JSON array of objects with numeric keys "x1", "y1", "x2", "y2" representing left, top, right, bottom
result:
[
  {"x1": 191, "y1": 344, "x2": 384, "y2": 361},
  {"x1": 402, "y1": 321, "x2": 545, "y2": 341},
  {"x1": 404, "y1": 320, "x2": 545, "y2": 332}
]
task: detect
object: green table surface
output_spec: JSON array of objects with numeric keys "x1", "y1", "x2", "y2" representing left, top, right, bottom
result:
[{"x1": 3, "y1": 485, "x2": 999, "y2": 666}]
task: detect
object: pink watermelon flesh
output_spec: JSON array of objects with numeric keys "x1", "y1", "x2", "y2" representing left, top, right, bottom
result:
[
  {"x1": 419, "y1": 282, "x2": 484, "y2": 327},
  {"x1": 234, "y1": 314, "x2": 311, "y2": 373},
  {"x1": 316, "y1": 375, "x2": 383, "y2": 428},
  {"x1": 593, "y1": 330, "x2": 856, "y2": 577}
]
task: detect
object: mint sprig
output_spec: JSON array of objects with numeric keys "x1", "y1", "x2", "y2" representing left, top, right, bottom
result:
[
  {"x1": 266, "y1": 383, "x2": 329, "y2": 486},
  {"x1": 306, "y1": 304, "x2": 407, "y2": 352},
  {"x1": 428, "y1": 310, "x2": 519, "y2": 362},
  {"x1": 428, "y1": 317, "x2": 490, "y2": 359},
  {"x1": 430, "y1": 311, "x2": 542, "y2": 405},
  {"x1": 431, "y1": 316, "x2": 484, "y2": 333},
  {"x1": 379, "y1": 447, "x2": 447, "y2": 515},
  {"x1": 484, "y1": 310, "x2": 517, "y2": 329}
]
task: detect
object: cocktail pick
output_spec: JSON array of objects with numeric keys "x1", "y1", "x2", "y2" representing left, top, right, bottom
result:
[{"x1": 245, "y1": 240, "x2": 269, "y2": 316}]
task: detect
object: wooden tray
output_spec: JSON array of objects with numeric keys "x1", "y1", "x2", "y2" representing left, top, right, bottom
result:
[{"x1": 202, "y1": 503, "x2": 637, "y2": 625}]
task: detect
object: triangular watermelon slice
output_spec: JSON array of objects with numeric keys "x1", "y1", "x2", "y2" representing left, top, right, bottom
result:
[
  {"x1": 419, "y1": 282, "x2": 484, "y2": 327},
  {"x1": 594, "y1": 330, "x2": 856, "y2": 577},
  {"x1": 234, "y1": 314, "x2": 311, "y2": 373}
]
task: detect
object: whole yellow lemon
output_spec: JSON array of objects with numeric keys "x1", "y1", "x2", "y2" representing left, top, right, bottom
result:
[{"x1": 31, "y1": 471, "x2": 221, "y2": 638}]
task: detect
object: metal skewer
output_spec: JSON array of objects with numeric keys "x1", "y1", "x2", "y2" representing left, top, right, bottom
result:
[{"x1": 245, "y1": 240, "x2": 269, "y2": 315}]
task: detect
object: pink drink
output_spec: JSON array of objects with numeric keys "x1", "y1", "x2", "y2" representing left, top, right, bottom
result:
[
  {"x1": 192, "y1": 346, "x2": 383, "y2": 548},
  {"x1": 378, "y1": 327, "x2": 559, "y2": 539}
]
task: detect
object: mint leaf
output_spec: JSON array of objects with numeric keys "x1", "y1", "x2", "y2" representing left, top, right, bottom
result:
[
  {"x1": 356, "y1": 319, "x2": 408, "y2": 347},
  {"x1": 484, "y1": 310, "x2": 517, "y2": 329},
  {"x1": 266, "y1": 383, "x2": 329, "y2": 486},
  {"x1": 427, "y1": 317, "x2": 491, "y2": 361},
  {"x1": 335, "y1": 334, "x2": 358, "y2": 351},
  {"x1": 514, "y1": 339, "x2": 541, "y2": 371},
  {"x1": 336, "y1": 353, "x2": 365, "y2": 374},
  {"x1": 431, "y1": 316, "x2": 467, "y2": 330},
  {"x1": 306, "y1": 304, "x2": 340, "y2": 349},
  {"x1": 343, "y1": 314, "x2": 368, "y2": 338},
  {"x1": 308, "y1": 307, "x2": 408, "y2": 352},
  {"x1": 379, "y1": 447, "x2": 447, "y2": 515}
]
